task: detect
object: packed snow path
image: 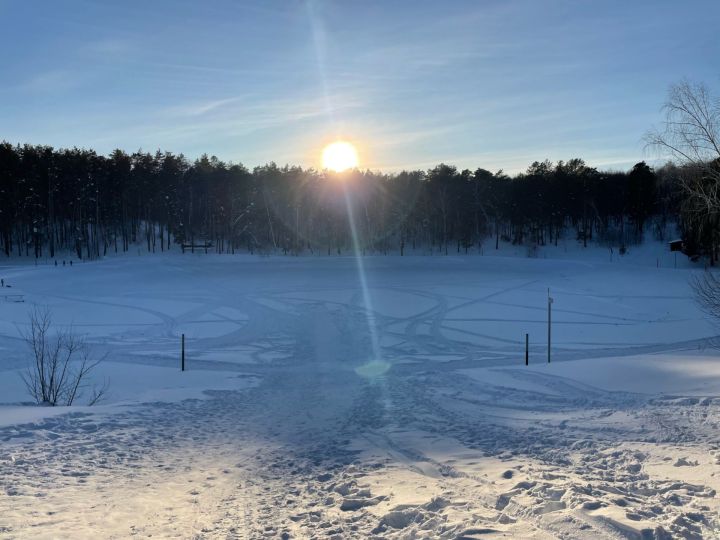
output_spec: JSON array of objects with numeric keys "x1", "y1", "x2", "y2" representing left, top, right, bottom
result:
[{"x1": 1, "y1": 252, "x2": 719, "y2": 538}]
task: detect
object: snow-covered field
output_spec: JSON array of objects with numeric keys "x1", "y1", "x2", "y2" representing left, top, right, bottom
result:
[{"x1": 1, "y1": 245, "x2": 719, "y2": 539}]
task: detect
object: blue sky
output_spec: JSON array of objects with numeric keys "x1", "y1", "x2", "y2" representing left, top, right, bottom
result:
[{"x1": 1, "y1": 0, "x2": 719, "y2": 173}]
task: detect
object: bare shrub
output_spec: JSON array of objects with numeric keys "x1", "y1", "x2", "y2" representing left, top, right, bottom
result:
[
  {"x1": 21, "y1": 307, "x2": 107, "y2": 406},
  {"x1": 692, "y1": 271, "x2": 720, "y2": 322}
]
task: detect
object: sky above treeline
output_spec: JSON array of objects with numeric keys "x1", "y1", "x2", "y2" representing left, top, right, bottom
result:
[{"x1": 1, "y1": 0, "x2": 719, "y2": 174}]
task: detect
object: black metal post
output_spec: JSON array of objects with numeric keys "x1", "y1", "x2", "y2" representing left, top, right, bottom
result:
[
  {"x1": 181, "y1": 333, "x2": 185, "y2": 371},
  {"x1": 525, "y1": 333, "x2": 529, "y2": 366},
  {"x1": 547, "y1": 288, "x2": 552, "y2": 364}
]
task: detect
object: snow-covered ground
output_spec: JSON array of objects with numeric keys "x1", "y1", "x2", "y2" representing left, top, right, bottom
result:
[{"x1": 1, "y1": 244, "x2": 719, "y2": 539}]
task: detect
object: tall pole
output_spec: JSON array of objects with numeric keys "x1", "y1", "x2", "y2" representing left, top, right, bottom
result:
[
  {"x1": 547, "y1": 288, "x2": 553, "y2": 363},
  {"x1": 181, "y1": 333, "x2": 185, "y2": 371}
]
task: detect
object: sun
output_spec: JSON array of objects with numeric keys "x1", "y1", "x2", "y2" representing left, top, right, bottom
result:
[{"x1": 322, "y1": 141, "x2": 359, "y2": 172}]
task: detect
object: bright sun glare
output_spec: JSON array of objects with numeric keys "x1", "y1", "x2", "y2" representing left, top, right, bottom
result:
[{"x1": 322, "y1": 141, "x2": 359, "y2": 172}]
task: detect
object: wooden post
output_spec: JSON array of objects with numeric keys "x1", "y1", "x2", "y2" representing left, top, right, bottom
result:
[
  {"x1": 525, "y1": 333, "x2": 529, "y2": 366},
  {"x1": 181, "y1": 333, "x2": 185, "y2": 371}
]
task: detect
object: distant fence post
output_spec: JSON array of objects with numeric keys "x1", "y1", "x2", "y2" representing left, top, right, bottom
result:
[
  {"x1": 181, "y1": 333, "x2": 185, "y2": 371},
  {"x1": 525, "y1": 333, "x2": 529, "y2": 366}
]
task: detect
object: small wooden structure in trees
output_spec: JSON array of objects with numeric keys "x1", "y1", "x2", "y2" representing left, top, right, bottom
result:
[
  {"x1": 668, "y1": 239, "x2": 683, "y2": 252},
  {"x1": 181, "y1": 241, "x2": 214, "y2": 254}
]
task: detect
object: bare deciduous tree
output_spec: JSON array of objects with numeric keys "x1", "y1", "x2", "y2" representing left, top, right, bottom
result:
[
  {"x1": 645, "y1": 81, "x2": 720, "y2": 216},
  {"x1": 21, "y1": 307, "x2": 107, "y2": 406}
]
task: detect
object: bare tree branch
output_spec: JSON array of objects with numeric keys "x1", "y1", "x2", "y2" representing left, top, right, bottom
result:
[
  {"x1": 22, "y1": 307, "x2": 108, "y2": 406},
  {"x1": 645, "y1": 81, "x2": 720, "y2": 220}
]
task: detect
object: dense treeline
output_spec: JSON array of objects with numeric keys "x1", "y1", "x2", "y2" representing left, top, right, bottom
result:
[{"x1": 0, "y1": 141, "x2": 713, "y2": 261}]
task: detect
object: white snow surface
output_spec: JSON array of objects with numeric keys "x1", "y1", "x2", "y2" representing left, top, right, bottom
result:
[{"x1": 1, "y1": 245, "x2": 720, "y2": 539}]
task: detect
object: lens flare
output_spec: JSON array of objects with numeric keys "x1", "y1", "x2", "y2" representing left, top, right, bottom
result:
[{"x1": 341, "y1": 183, "x2": 387, "y2": 380}]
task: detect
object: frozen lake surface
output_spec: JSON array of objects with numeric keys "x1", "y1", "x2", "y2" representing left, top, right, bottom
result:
[{"x1": 1, "y1": 249, "x2": 719, "y2": 538}]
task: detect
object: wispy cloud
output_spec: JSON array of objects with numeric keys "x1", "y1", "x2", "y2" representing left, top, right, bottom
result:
[
  {"x1": 163, "y1": 96, "x2": 247, "y2": 117},
  {"x1": 19, "y1": 69, "x2": 80, "y2": 93},
  {"x1": 88, "y1": 91, "x2": 366, "y2": 151}
]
